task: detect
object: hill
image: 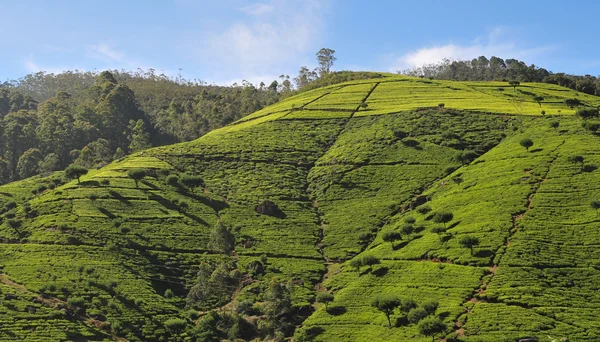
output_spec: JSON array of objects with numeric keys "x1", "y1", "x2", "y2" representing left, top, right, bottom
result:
[{"x1": 0, "y1": 75, "x2": 599, "y2": 341}]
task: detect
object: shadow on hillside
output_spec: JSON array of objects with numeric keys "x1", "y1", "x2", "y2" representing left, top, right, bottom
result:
[
  {"x1": 327, "y1": 306, "x2": 347, "y2": 316},
  {"x1": 98, "y1": 207, "x2": 116, "y2": 219},
  {"x1": 474, "y1": 249, "x2": 494, "y2": 258},
  {"x1": 372, "y1": 267, "x2": 389, "y2": 277},
  {"x1": 583, "y1": 164, "x2": 597, "y2": 173},
  {"x1": 141, "y1": 180, "x2": 160, "y2": 190},
  {"x1": 529, "y1": 148, "x2": 544, "y2": 153},
  {"x1": 448, "y1": 221, "x2": 461, "y2": 229},
  {"x1": 108, "y1": 190, "x2": 132, "y2": 206},
  {"x1": 150, "y1": 193, "x2": 209, "y2": 226},
  {"x1": 0, "y1": 192, "x2": 13, "y2": 197},
  {"x1": 178, "y1": 188, "x2": 229, "y2": 213},
  {"x1": 300, "y1": 326, "x2": 325, "y2": 341}
]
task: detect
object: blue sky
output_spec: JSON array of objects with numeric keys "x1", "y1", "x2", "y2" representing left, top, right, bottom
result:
[{"x1": 2, "y1": 0, "x2": 600, "y2": 85}]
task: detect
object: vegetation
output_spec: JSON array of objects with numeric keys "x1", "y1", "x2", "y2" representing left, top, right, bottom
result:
[{"x1": 0, "y1": 74, "x2": 599, "y2": 341}]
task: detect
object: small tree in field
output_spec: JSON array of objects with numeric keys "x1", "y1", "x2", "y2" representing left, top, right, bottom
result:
[
  {"x1": 459, "y1": 235, "x2": 480, "y2": 256},
  {"x1": 400, "y1": 224, "x2": 414, "y2": 238},
  {"x1": 508, "y1": 80, "x2": 520, "y2": 91},
  {"x1": 591, "y1": 200, "x2": 600, "y2": 216},
  {"x1": 565, "y1": 98, "x2": 582, "y2": 109},
  {"x1": 349, "y1": 258, "x2": 363, "y2": 273},
  {"x1": 362, "y1": 255, "x2": 380, "y2": 272},
  {"x1": 371, "y1": 295, "x2": 400, "y2": 327},
  {"x1": 382, "y1": 231, "x2": 402, "y2": 248},
  {"x1": 533, "y1": 96, "x2": 544, "y2": 107},
  {"x1": 550, "y1": 121, "x2": 560, "y2": 131},
  {"x1": 65, "y1": 165, "x2": 88, "y2": 184},
  {"x1": 180, "y1": 174, "x2": 204, "y2": 192},
  {"x1": 431, "y1": 226, "x2": 447, "y2": 241},
  {"x1": 433, "y1": 211, "x2": 453, "y2": 228},
  {"x1": 418, "y1": 316, "x2": 447, "y2": 342},
  {"x1": 316, "y1": 292, "x2": 334, "y2": 312},
  {"x1": 576, "y1": 107, "x2": 599, "y2": 120},
  {"x1": 519, "y1": 138, "x2": 533, "y2": 152},
  {"x1": 127, "y1": 168, "x2": 146, "y2": 187}
]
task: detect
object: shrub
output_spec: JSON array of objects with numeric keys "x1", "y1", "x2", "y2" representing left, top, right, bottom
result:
[
  {"x1": 100, "y1": 179, "x2": 110, "y2": 186},
  {"x1": 316, "y1": 292, "x2": 335, "y2": 312},
  {"x1": 418, "y1": 316, "x2": 447, "y2": 341},
  {"x1": 371, "y1": 295, "x2": 400, "y2": 327},
  {"x1": 67, "y1": 296, "x2": 85, "y2": 308},
  {"x1": 400, "y1": 298, "x2": 418, "y2": 313},
  {"x1": 408, "y1": 307, "x2": 428, "y2": 324},
  {"x1": 382, "y1": 231, "x2": 402, "y2": 248},
  {"x1": 433, "y1": 211, "x2": 453, "y2": 228},
  {"x1": 422, "y1": 300, "x2": 439, "y2": 315},
  {"x1": 166, "y1": 174, "x2": 179, "y2": 186},
  {"x1": 65, "y1": 164, "x2": 88, "y2": 184},
  {"x1": 164, "y1": 288, "x2": 175, "y2": 299},
  {"x1": 404, "y1": 216, "x2": 416, "y2": 224},
  {"x1": 519, "y1": 138, "x2": 534, "y2": 152},
  {"x1": 416, "y1": 205, "x2": 431, "y2": 214},
  {"x1": 127, "y1": 168, "x2": 146, "y2": 187},
  {"x1": 459, "y1": 235, "x2": 480, "y2": 256}
]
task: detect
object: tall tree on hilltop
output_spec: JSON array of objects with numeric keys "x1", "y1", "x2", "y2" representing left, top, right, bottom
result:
[{"x1": 316, "y1": 48, "x2": 337, "y2": 77}]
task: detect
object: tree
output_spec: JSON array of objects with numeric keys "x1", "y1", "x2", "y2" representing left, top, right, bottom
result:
[
  {"x1": 408, "y1": 307, "x2": 428, "y2": 324},
  {"x1": 565, "y1": 98, "x2": 582, "y2": 109},
  {"x1": 16, "y1": 148, "x2": 42, "y2": 179},
  {"x1": 210, "y1": 221, "x2": 235, "y2": 255},
  {"x1": 349, "y1": 257, "x2": 363, "y2": 272},
  {"x1": 519, "y1": 138, "x2": 534, "y2": 152},
  {"x1": 533, "y1": 96, "x2": 544, "y2": 107},
  {"x1": 550, "y1": 121, "x2": 560, "y2": 131},
  {"x1": 400, "y1": 224, "x2": 414, "y2": 238},
  {"x1": 433, "y1": 211, "x2": 453, "y2": 228},
  {"x1": 65, "y1": 164, "x2": 88, "y2": 184},
  {"x1": 418, "y1": 316, "x2": 447, "y2": 342},
  {"x1": 263, "y1": 280, "x2": 293, "y2": 337},
  {"x1": 508, "y1": 80, "x2": 520, "y2": 91},
  {"x1": 180, "y1": 174, "x2": 204, "y2": 192},
  {"x1": 576, "y1": 107, "x2": 599, "y2": 120},
  {"x1": 362, "y1": 255, "x2": 380, "y2": 272},
  {"x1": 371, "y1": 295, "x2": 400, "y2": 327},
  {"x1": 38, "y1": 153, "x2": 60, "y2": 173},
  {"x1": 316, "y1": 292, "x2": 334, "y2": 312},
  {"x1": 164, "y1": 317, "x2": 187, "y2": 340},
  {"x1": 316, "y1": 48, "x2": 337, "y2": 77},
  {"x1": 127, "y1": 168, "x2": 146, "y2": 187},
  {"x1": 422, "y1": 300, "x2": 439, "y2": 315},
  {"x1": 591, "y1": 200, "x2": 600, "y2": 216},
  {"x1": 459, "y1": 235, "x2": 480, "y2": 256},
  {"x1": 382, "y1": 231, "x2": 402, "y2": 248},
  {"x1": 127, "y1": 119, "x2": 152, "y2": 152},
  {"x1": 431, "y1": 226, "x2": 447, "y2": 241}
]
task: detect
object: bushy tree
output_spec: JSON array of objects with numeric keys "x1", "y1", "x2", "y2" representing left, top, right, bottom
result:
[
  {"x1": 316, "y1": 48, "x2": 337, "y2": 76},
  {"x1": 533, "y1": 95, "x2": 544, "y2": 107},
  {"x1": 65, "y1": 164, "x2": 88, "y2": 184},
  {"x1": 418, "y1": 316, "x2": 447, "y2": 342},
  {"x1": 210, "y1": 221, "x2": 235, "y2": 255},
  {"x1": 519, "y1": 138, "x2": 534, "y2": 152},
  {"x1": 508, "y1": 80, "x2": 520, "y2": 91},
  {"x1": 180, "y1": 174, "x2": 204, "y2": 192},
  {"x1": 565, "y1": 98, "x2": 582, "y2": 109},
  {"x1": 591, "y1": 200, "x2": 600, "y2": 216},
  {"x1": 382, "y1": 231, "x2": 402, "y2": 248},
  {"x1": 550, "y1": 121, "x2": 560, "y2": 131},
  {"x1": 371, "y1": 295, "x2": 400, "y2": 327},
  {"x1": 576, "y1": 107, "x2": 599, "y2": 120},
  {"x1": 459, "y1": 235, "x2": 480, "y2": 256},
  {"x1": 433, "y1": 211, "x2": 453, "y2": 228},
  {"x1": 127, "y1": 119, "x2": 152, "y2": 152},
  {"x1": 16, "y1": 148, "x2": 42, "y2": 179},
  {"x1": 362, "y1": 255, "x2": 380, "y2": 271},
  {"x1": 127, "y1": 168, "x2": 146, "y2": 187},
  {"x1": 316, "y1": 292, "x2": 335, "y2": 312},
  {"x1": 400, "y1": 224, "x2": 414, "y2": 237},
  {"x1": 407, "y1": 307, "x2": 428, "y2": 324}
]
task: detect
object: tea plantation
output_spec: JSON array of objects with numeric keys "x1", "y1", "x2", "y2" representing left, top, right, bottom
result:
[{"x1": 0, "y1": 74, "x2": 599, "y2": 341}]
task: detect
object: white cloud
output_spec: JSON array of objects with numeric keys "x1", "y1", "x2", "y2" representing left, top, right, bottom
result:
[
  {"x1": 188, "y1": 0, "x2": 327, "y2": 85},
  {"x1": 390, "y1": 28, "x2": 557, "y2": 72},
  {"x1": 238, "y1": 2, "x2": 275, "y2": 16},
  {"x1": 87, "y1": 43, "x2": 125, "y2": 62}
]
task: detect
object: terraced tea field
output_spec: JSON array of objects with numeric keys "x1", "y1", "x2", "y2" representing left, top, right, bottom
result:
[{"x1": 0, "y1": 75, "x2": 599, "y2": 341}]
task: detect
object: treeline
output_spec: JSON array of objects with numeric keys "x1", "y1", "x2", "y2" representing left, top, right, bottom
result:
[
  {"x1": 400, "y1": 56, "x2": 600, "y2": 96},
  {"x1": 0, "y1": 70, "x2": 284, "y2": 184}
]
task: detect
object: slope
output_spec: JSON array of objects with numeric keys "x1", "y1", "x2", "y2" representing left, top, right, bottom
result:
[{"x1": 0, "y1": 75, "x2": 597, "y2": 341}]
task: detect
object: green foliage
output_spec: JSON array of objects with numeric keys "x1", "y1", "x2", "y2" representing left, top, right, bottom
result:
[
  {"x1": 432, "y1": 211, "x2": 453, "y2": 228},
  {"x1": 520, "y1": 138, "x2": 534, "y2": 152},
  {"x1": 576, "y1": 107, "x2": 599, "y2": 120},
  {"x1": 565, "y1": 98, "x2": 582, "y2": 109},
  {"x1": 382, "y1": 231, "x2": 402, "y2": 247},
  {"x1": 371, "y1": 295, "x2": 401, "y2": 327},
  {"x1": 65, "y1": 164, "x2": 88, "y2": 183},
  {"x1": 417, "y1": 316, "x2": 447, "y2": 341},
  {"x1": 127, "y1": 168, "x2": 146, "y2": 187},
  {"x1": 210, "y1": 221, "x2": 235, "y2": 255},
  {"x1": 407, "y1": 307, "x2": 428, "y2": 324},
  {"x1": 458, "y1": 235, "x2": 480, "y2": 256},
  {"x1": 316, "y1": 292, "x2": 335, "y2": 311}
]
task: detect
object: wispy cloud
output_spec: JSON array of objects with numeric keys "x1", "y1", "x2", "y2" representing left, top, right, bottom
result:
[
  {"x1": 186, "y1": 0, "x2": 327, "y2": 85},
  {"x1": 87, "y1": 43, "x2": 125, "y2": 63},
  {"x1": 390, "y1": 27, "x2": 557, "y2": 72},
  {"x1": 238, "y1": 2, "x2": 275, "y2": 16}
]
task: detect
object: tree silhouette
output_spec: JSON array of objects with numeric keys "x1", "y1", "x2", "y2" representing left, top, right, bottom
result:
[
  {"x1": 433, "y1": 211, "x2": 453, "y2": 228},
  {"x1": 382, "y1": 231, "x2": 402, "y2": 248},
  {"x1": 65, "y1": 164, "x2": 88, "y2": 184},
  {"x1": 519, "y1": 138, "x2": 534, "y2": 152},
  {"x1": 316, "y1": 292, "x2": 335, "y2": 312},
  {"x1": 459, "y1": 235, "x2": 480, "y2": 256}
]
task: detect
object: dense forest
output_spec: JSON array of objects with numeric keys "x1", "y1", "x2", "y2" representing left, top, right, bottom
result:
[{"x1": 401, "y1": 56, "x2": 600, "y2": 96}]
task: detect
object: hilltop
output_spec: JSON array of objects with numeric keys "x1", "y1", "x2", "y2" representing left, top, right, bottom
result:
[{"x1": 0, "y1": 75, "x2": 599, "y2": 341}]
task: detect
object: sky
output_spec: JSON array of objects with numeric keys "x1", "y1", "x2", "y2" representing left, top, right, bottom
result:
[{"x1": 2, "y1": 0, "x2": 600, "y2": 85}]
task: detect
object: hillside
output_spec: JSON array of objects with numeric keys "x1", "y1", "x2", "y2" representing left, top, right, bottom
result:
[{"x1": 0, "y1": 75, "x2": 599, "y2": 341}]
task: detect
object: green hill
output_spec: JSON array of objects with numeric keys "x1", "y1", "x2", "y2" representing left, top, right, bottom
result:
[{"x1": 0, "y1": 75, "x2": 599, "y2": 341}]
